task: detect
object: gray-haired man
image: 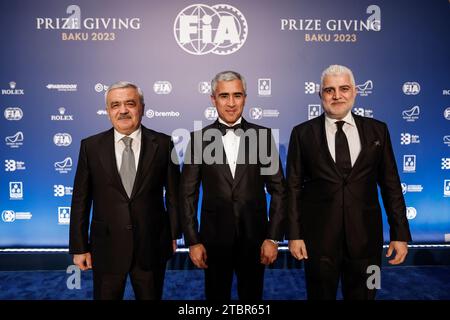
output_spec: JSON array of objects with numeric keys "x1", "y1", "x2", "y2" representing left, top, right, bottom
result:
[{"x1": 70, "y1": 81, "x2": 180, "y2": 299}]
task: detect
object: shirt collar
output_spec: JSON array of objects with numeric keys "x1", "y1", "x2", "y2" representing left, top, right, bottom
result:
[
  {"x1": 218, "y1": 116, "x2": 242, "y2": 127},
  {"x1": 114, "y1": 126, "x2": 142, "y2": 144},
  {"x1": 325, "y1": 112, "x2": 356, "y2": 129}
]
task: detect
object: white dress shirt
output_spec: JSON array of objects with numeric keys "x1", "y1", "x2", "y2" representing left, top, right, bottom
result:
[
  {"x1": 219, "y1": 117, "x2": 278, "y2": 244},
  {"x1": 218, "y1": 117, "x2": 242, "y2": 178},
  {"x1": 114, "y1": 126, "x2": 141, "y2": 171},
  {"x1": 325, "y1": 112, "x2": 361, "y2": 166}
]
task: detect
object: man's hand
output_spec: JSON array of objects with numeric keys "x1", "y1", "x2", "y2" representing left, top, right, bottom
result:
[
  {"x1": 386, "y1": 241, "x2": 408, "y2": 265},
  {"x1": 288, "y1": 239, "x2": 308, "y2": 260},
  {"x1": 73, "y1": 252, "x2": 92, "y2": 271},
  {"x1": 189, "y1": 244, "x2": 208, "y2": 269},
  {"x1": 172, "y1": 240, "x2": 178, "y2": 253},
  {"x1": 260, "y1": 240, "x2": 278, "y2": 265}
]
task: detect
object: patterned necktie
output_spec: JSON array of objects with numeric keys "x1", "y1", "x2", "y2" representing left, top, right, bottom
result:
[
  {"x1": 335, "y1": 121, "x2": 352, "y2": 178},
  {"x1": 119, "y1": 136, "x2": 136, "y2": 197}
]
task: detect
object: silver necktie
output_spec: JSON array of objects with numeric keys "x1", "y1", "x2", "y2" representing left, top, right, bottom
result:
[{"x1": 119, "y1": 136, "x2": 136, "y2": 197}]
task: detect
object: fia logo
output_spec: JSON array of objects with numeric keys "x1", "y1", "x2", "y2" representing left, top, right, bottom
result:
[
  {"x1": 153, "y1": 81, "x2": 172, "y2": 94},
  {"x1": 9, "y1": 182, "x2": 23, "y2": 200},
  {"x1": 58, "y1": 207, "x2": 71, "y2": 225},
  {"x1": 204, "y1": 107, "x2": 218, "y2": 120},
  {"x1": 174, "y1": 4, "x2": 248, "y2": 55},
  {"x1": 258, "y1": 79, "x2": 271, "y2": 96},
  {"x1": 444, "y1": 107, "x2": 450, "y2": 120},
  {"x1": 308, "y1": 104, "x2": 321, "y2": 120},
  {"x1": 4, "y1": 107, "x2": 23, "y2": 120},
  {"x1": 403, "y1": 155, "x2": 416, "y2": 173},
  {"x1": 402, "y1": 82, "x2": 420, "y2": 95},
  {"x1": 53, "y1": 133, "x2": 72, "y2": 147}
]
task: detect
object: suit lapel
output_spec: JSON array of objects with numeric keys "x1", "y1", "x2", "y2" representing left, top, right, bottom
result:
[
  {"x1": 232, "y1": 119, "x2": 249, "y2": 190},
  {"x1": 210, "y1": 121, "x2": 234, "y2": 187},
  {"x1": 313, "y1": 114, "x2": 342, "y2": 177},
  {"x1": 131, "y1": 126, "x2": 158, "y2": 198},
  {"x1": 347, "y1": 114, "x2": 367, "y2": 179},
  {"x1": 98, "y1": 128, "x2": 129, "y2": 199},
  {"x1": 313, "y1": 113, "x2": 369, "y2": 179},
  {"x1": 232, "y1": 140, "x2": 247, "y2": 190},
  {"x1": 221, "y1": 155, "x2": 234, "y2": 187}
]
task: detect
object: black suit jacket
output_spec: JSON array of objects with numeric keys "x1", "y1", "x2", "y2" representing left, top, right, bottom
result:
[
  {"x1": 69, "y1": 126, "x2": 180, "y2": 273},
  {"x1": 286, "y1": 114, "x2": 411, "y2": 259},
  {"x1": 180, "y1": 118, "x2": 286, "y2": 247}
]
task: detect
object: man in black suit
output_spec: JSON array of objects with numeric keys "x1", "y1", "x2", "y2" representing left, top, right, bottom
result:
[
  {"x1": 287, "y1": 65, "x2": 412, "y2": 300},
  {"x1": 69, "y1": 81, "x2": 180, "y2": 300},
  {"x1": 180, "y1": 71, "x2": 286, "y2": 300}
]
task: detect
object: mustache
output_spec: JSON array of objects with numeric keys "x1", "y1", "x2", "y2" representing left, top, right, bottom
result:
[{"x1": 118, "y1": 114, "x2": 132, "y2": 120}]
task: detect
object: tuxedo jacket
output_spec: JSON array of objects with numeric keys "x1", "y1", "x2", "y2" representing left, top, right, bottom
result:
[
  {"x1": 180, "y1": 118, "x2": 286, "y2": 247},
  {"x1": 69, "y1": 126, "x2": 180, "y2": 273},
  {"x1": 286, "y1": 113, "x2": 411, "y2": 259}
]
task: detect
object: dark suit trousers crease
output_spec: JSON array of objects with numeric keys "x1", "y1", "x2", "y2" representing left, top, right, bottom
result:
[
  {"x1": 204, "y1": 239, "x2": 265, "y2": 301},
  {"x1": 93, "y1": 256, "x2": 167, "y2": 300},
  {"x1": 304, "y1": 233, "x2": 381, "y2": 300}
]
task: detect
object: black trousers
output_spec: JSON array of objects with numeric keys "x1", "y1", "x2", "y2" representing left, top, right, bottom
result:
[
  {"x1": 93, "y1": 259, "x2": 167, "y2": 300},
  {"x1": 204, "y1": 240, "x2": 265, "y2": 300},
  {"x1": 304, "y1": 239, "x2": 381, "y2": 300}
]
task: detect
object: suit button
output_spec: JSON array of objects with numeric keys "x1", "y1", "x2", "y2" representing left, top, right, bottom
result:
[{"x1": 126, "y1": 225, "x2": 133, "y2": 230}]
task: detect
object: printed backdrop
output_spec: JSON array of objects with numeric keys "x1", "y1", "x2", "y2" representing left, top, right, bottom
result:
[{"x1": 1, "y1": 0, "x2": 449, "y2": 247}]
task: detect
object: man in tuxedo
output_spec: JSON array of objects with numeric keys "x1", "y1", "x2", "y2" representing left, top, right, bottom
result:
[
  {"x1": 287, "y1": 65, "x2": 412, "y2": 300},
  {"x1": 69, "y1": 81, "x2": 180, "y2": 300},
  {"x1": 180, "y1": 71, "x2": 286, "y2": 300}
]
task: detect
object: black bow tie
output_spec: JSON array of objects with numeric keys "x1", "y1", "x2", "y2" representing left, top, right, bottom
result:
[{"x1": 218, "y1": 123, "x2": 242, "y2": 135}]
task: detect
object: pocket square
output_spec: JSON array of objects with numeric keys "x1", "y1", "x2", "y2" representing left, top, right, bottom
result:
[{"x1": 373, "y1": 140, "x2": 381, "y2": 146}]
